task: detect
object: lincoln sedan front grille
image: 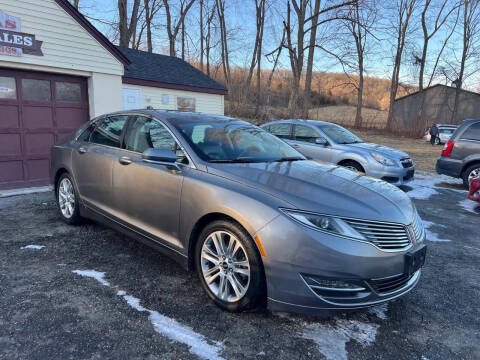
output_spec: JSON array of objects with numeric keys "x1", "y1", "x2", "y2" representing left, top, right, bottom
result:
[
  {"x1": 343, "y1": 218, "x2": 411, "y2": 250},
  {"x1": 369, "y1": 272, "x2": 415, "y2": 293},
  {"x1": 410, "y1": 211, "x2": 424, "y2": 243}
]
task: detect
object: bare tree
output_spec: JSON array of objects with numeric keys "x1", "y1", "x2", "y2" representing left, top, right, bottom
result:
[
  {"x1": 70, "y1": 0, "x2": 80, "y2": 8},
  {"x1": 283, "y1": 0, "x2": 354, "y2": 118},
  {"x1": 385, "y1": 0, "x2": 417, "y2": 130},
  {"x1": 142, "y1": 0, "x2": 162, "y2": 52},
  {"x1": 414, "y1": 0, "x2": 459, "y2": 131},
  {"x1": 265, "y1": 28, "x2": 286, "y2": 118},
  {"x1": 199, "y1": 0, "x2": 205, "y2": 71},
  {"x1": 246, "y1": 0, "x2": 267, "y2": 93},
  {"x1": 163, "y1": 0, "x2": 196, "y2": 57},
  {"x1": 118, "y1": 0, "x2": 141, "y2": 47},
  {"x1": 216, "y1": 0, "x2": 231, "y2": 85},
  {"x1": 205, "y1": 1, "x2": 217, "y2": 76},
  {"x1": 451, "y1": 0, "x2": 480, "y2": 122}
]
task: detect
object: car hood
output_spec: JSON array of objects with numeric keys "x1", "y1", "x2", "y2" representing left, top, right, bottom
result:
[
  {"x1": 347, "y1": 142, "x2": 409, "y2": 159},
  {"x1": 207, "y1": 160, "x2": 414, "y2": 225}
]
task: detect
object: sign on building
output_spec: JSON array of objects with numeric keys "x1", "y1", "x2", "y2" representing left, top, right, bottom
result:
[{"x1": 0, "y1": 9, "x2": 43, "y2": 57}]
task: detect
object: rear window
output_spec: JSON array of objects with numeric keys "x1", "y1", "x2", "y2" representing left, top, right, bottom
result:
[
  {"x1": 439, "y1": 128, "x2": 455, "y2": 135},
  {"x1": 460, "y1": 122, "x2": 480, "y2": 141}
]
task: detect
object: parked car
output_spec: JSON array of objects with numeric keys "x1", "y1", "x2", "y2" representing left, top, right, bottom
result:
[
  {"x1": 51, "y1": 110, "x2": 426, "y2": 315},
  {"x1": 423, "y1": 124, "x2": 458, "y2": 145},
  {"x1": 261, "y1": 120, "x2": 415, "y2": 186},
  {"x1": 436, "y1": 119, "x2": 480, "y2": 189},
  {"x1": 467, "y1": 176, "x2": 480, "y2": 203}
]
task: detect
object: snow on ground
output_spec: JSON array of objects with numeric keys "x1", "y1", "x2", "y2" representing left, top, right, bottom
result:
[
  {"x1": 20, "y1": 245, "x2": 45, "y2": 250},
  {"x1": 422, "y1": 220, "x2": 451, "y2": 242},
  {"x1": 72, "y1": 269, "x2": 225, "y2": 360},
  {"x1": 458, "y1": 199, "x2": 479, "y2": 214},
  {"x1": 406, "y1": 171, "x2": 464, "y2": 200},
  {"x1": 302, "y1": 319, "x2": 379, "y2": 360},
  {"x1": 367, "y1": 303, "x2": 389, "y2": 320}
]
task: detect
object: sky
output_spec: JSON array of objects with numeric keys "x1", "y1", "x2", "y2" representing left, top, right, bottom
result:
[{"x1": 75, "y1": 0, "x2": 480, "y2": 91}]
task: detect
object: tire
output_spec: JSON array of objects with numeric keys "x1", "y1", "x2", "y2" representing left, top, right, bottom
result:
[
  {"x1": 195, "y1": 219, "x2": 266, "y2": 312},
  {"x1": 462, "y1": 164, "x2": 480, "y2": 190},
  {"x1": 435, "y1": 137, "x2": 440, "y2": 145},
  {"x1": 56, "y1": 173, "x2": 82, "y2": 225},
  {"x1": 341, "y1": 161, "x2": 364, "y2": 174}
]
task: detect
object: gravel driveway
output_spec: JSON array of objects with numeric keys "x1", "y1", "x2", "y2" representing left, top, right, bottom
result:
[{"x1": 1, "y1": 177, "x2": 478, "y2": 360}]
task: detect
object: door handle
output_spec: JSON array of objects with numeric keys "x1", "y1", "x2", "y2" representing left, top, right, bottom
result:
[
  {"x1": 292, "y1": 144, "x2": 300, "y2": 148},
  {"x1": 119, "y1": 156, "x2": 132, "y2": 165},
  {"x1": 78, "y1": 147, "x2": 87, "y2": 154}
]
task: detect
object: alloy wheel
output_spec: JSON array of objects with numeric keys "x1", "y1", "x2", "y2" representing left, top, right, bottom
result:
[
  {"x1": 200, "y1": 231, "x2": 250, "y2": 303},
  {"x1": 58, "y1": 178, "x2": 75, "y2": 219}
]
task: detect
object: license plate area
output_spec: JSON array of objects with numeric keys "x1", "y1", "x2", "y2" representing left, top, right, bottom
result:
[{"x1": 404, "y1": 245, "x2": 427, "y2": 276}]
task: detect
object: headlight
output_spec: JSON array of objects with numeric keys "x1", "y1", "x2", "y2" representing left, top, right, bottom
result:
[
  {"x1": 281, "y1": 209, "x2": 366, "y2": 240},
  {"x1": 371, "y1": 152, "x2": 396, "y2": 166}
]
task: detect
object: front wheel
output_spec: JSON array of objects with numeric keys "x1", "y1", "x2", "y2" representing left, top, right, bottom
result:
[
  {"x1": 56, "y1": 173, "x2": 82, "y2": 225},
  {"x1": 195, "y1": 220, "x2": 266, "y2": 312},
  {"x1": 463, "y1": 164, "x2": 480, "y2": 189}
]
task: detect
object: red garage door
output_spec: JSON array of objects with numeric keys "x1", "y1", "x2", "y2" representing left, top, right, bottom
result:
[{"x1": 0, "y1": 68, "x2": 89, "y2": 190}]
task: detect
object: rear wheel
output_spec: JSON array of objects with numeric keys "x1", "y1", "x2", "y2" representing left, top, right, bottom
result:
[
  {"x1": 56, "y1": 173, "x2": 82, "y2": 225},
  {"x1": 195, "y1": 220, "x2": 265, "y2": 312},
  {"x1": 435, "y1": 137, "x2": 441, "y2": 145},
  {"x1": 463, "y1": 164, "x2": 480, "y2": 189}
]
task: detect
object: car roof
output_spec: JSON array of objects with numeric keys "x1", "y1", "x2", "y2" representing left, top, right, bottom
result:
[
  {"x1": 262, "y1": 119, "x2": 333, "y2": 126},
  {"x1": 437, "y1": 124, "x2": 458, "y2": 127}
]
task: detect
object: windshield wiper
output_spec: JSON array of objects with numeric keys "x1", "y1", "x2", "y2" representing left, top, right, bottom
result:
[
  {"x1": 208, "y1": 158, "x2": 265, "y2": 163},
  {"x1": 271, "y1": 157, "x2": 305, "y2": 162}
]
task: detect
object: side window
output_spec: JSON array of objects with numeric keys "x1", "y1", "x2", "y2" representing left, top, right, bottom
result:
[
  {"x1": 294, "y1": 124, "x2": 321, "y2": 143},
  {"x1": 125, "y1": 116, "x2": 188, "y2": 163},
  {"x1": 269, "y1": 123, "x2": 292, "y2": 139},
  {"x1": 77, "y1": 123, "x2": 95, "y2": 142},
  {"x1": 461, "y1": 122, "x2": 480, "y2": 141},
  {"x1": 90, "y1": 116, "x2": 127, "y2": 148}
]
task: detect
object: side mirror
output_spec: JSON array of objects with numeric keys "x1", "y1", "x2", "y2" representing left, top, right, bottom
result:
[
  {"x1": 315, "y1": 137, "x2": 328, "y2": 146},
  {"x1": 142, "y1": 148, "x2": 177, "y2": 163}
]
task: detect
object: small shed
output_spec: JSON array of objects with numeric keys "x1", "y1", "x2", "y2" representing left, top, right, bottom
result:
[{"x1": 392, "y1": 84, "x2": 480, "y2": 132}]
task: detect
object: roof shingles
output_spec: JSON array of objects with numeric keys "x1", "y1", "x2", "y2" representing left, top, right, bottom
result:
[{"x1": 118, "y1": 46, "x2": 227, "y2": 95}]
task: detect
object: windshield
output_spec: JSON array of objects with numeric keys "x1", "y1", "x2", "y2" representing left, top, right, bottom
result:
[
  {"x1": 317, "y1": 124, "x2": 363, "y2": 144},
  {"x1": 170, "y1": 118, "x2": 305, "y2": 162}
]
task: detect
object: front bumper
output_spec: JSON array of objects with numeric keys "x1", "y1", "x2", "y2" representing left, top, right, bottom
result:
[
  {"x1": 256, "y1": 214, "x2": 426, "y2": 315},
  {"x1": 366, "y1": 163, "x2": 415, "y2": 186}
]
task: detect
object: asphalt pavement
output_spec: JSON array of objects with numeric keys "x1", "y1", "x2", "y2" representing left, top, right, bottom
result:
[{"x1": 0, "y1": 182, "x2": 478, "y2": 360}]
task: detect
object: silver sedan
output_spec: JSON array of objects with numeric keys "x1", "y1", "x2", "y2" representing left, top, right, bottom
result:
[
  {"x1": 262, "y1": 120, "x2": 415, "y2": 185},
  {"x1": 50, "y1": 110, "x2": 426, "y2": 315}
]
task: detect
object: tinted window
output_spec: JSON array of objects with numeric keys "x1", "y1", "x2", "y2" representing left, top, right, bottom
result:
[
  {"x1": 90, "y1": 116, "x2": 127, "y2": 148},
  {"x1": 461, "y1": 122, "x2": 480, "y2": 141},
  {"x1": 269, "y1": 123, "x2": 292, "y2": 139},
  {"x1": 77, "y1": 124, "x2": 95, "y2": 142},
  {"x1": 22, "y1": 79, "x2": 51, "y2": 101},
  {"x1": 439, "y1": 128, "x2": 455, "y2": 135},
  {"x1": 294, "y1": 124, "x2": 321, "y2": 143}
]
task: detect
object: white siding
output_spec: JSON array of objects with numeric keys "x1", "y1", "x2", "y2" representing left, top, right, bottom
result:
[
  {"x1": 125, "y1": 85, "x2": 225, "y2": 115},
  {"x1": 0, "y1": 0, "x2": 123, "y2": 76}
]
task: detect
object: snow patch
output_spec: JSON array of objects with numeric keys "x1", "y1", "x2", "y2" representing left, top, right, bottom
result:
[
  {"x1": 367, "y1": 303, "x2": 388, "y2": 320},
  {"x1": 406, "y1": 172, "x2": 464, "y2": 200},
  {"x1": 20, "y1": 245, "x2": 45, "y2": 250},
  {"x1": 72, "y1": 269, "x2": 225, "y2": 360},
  {"x1": 459, "y1": 199, "x2": 479, "y2": 214},
  {"x1": 422, "y1": 220, "x2": 451, "y2": 242},
  {"x1": 302, "y1": 319, "x2": 379, "y2": 360}
]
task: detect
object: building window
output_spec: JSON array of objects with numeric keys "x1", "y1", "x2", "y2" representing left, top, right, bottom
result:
[
  {"x1": 161, "y1": 94, "x2": 169, "y2": 105},
  {"x1": 56, "y1": 82, "x2": 81, "y2": 102},
  {"x1": 22, "y1": 79, "x2": 51, "y2": 101},
  {"x1": 177, "y1": 96, "x2": 195, "y2": 112},
  {"x1": 0, "y1": 77, "x2": 16, "y2": 99}
]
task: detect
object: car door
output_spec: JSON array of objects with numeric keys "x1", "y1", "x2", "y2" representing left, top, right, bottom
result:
[
  {"x1": 267, "y1": 123, "x2": 293, "y2": 143},
  {"x1": 72, "y1": 115, "x2": 128, "y2": 214},
  {"x1": 112, "y1": 115, "x2": 185, "y2": 249},
  {"x1": 290, "y1": 124, "x2": 334, "y2": 162}
]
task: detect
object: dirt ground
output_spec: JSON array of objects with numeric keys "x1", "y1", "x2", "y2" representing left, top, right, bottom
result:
[{"x1": 349, "y1": 128, "x2": 442, "y2": 173}]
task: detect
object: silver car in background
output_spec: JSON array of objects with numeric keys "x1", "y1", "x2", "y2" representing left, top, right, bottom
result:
[
  {"x1": 50, "y1": 111, "x2": 426, "y2": 315},
  {"x1": 262, "y1": 120, "x2": 415, "y2": 186}
]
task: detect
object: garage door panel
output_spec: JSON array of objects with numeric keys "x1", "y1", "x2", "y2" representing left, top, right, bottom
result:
[
  {"x1": 0, "y1": 134, "x2": 22, "y2": 156},
  {"x1": 0, "y1": 161, "x2": 24, "y2": 183},
  {"x1": 23, "y1": 106, "x2": 54, "y2": 129},
  {"x1": 25, "y1": 133, "x2": 55, "y2": 155},
  {"x1": 26, "y1": 159, "x2": 50, "y2": 182},
  {"x1": 56, "y1": 107, "x2": 86, "y2": 130},
  {"x1": 0, "y1": 105, "x2": 20, "y2": 129}
]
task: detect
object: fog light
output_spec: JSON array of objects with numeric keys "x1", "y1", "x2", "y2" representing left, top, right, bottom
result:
[{"x1": 302, "y1": 274, "x2": 366, "y2": 291}]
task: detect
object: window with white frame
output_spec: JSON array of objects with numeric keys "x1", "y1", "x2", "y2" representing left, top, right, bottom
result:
[{"x1": 177, "y1": 96, "x2": 196, "y2": 112}]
